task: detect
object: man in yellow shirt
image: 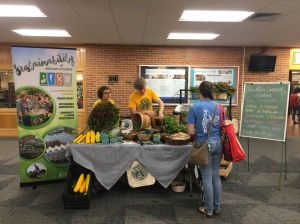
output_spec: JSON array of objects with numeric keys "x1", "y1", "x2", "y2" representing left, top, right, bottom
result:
[
  {"x1": 128, "y1": 77, "x2": 164, "y2": 117},
  {"x1": 93, "y1": 86, "x2": 115, "y2": 108}
]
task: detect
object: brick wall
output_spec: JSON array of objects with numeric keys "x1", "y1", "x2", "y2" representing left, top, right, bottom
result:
[{"x1": 85, "y1": 45, "x2": 290, "y2": 119}]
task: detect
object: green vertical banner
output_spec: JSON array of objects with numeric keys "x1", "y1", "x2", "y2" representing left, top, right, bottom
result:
[{"x1": 11, "y1": 46, "x2": 77, "y2": 185}]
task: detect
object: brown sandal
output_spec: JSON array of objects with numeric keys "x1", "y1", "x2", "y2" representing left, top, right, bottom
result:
[
  {"x1": 213, "y1": 210, "x2": 221, "y2": 215},
  {"x1": 198, "y1": 206, "x2": 213, "y2": 218}
]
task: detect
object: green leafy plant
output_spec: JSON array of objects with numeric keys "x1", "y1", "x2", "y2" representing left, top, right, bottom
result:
[
  {"x1": 213, "y1": 82, "x2": 235, "y2": 96},
  {"x1": 163, "y1": 114, "x2": 187, "y2": 134},
  {"x1": 87, "y1": 102, "x2": 120, "y2": 132},
  {"x1": 153, "y1": 133, "x2": 161, "y2": 137},
  {"x1": 189, "y1": 85, "x2": 199, "y2": 93}
]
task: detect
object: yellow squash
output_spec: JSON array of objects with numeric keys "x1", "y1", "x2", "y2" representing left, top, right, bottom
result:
[
  {"x1": 84, "y1": 174, "x2": 91, "y2": 195},
  {"x1": 86, "y1": 131, "x2": 91, "y2": 144},
  {"x1": 76, "y1": 134, "x2": 86, "y2": 143},
  {"x1": 79, "y1": 178, "x2": 87, "y2": 193},
  {"x1": 73, "y1": 173, "x2": 84, "y2": 192},
  {"x1": 90, "y1": 130, "x2": 96, "y2": 144},
  {"x1": 95, "y1": 131, "x2": 101, "y2": 143},
  {"x1": 73, "y1": 134, "x2": 83, "y2": 143}
]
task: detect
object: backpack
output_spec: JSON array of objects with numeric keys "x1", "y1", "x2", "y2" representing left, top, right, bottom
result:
[{"x1": 289, "y1": 93, "x2": 299, "y2": 108}]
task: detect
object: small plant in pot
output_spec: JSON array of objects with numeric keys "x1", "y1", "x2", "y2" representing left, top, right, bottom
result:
[
  {"x1": 213, "y1": 82, "x2": 235, "y2": 100},
  {"x1": 144, "y1": 126, "x2": 153, "y2": 134},
  {"x1": 109, "y1": 133, "x2": 118, "y2": 144},
  {"x1": 153, "y1": 133, "x2": 161, "y2": 143},
  {"x1": 189, "y1": 85, "x2": 199, "y2": 99},
  {"x1": 189, "y1": 85, "x2": 199, "y2": 93}
]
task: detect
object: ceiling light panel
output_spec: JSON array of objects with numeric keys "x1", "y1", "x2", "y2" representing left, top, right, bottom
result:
[
  {"x1": 0, "y1": 5, "x2": 46, "y2": 17},
  {"x1": 180, "y1": 10, "x2": 254, "y2": 22},
  {"x1": 168, "y1": 33, "x2": 219, "y2": 40},
  {"x1": 12, "y1": 29, "x2": 71, "y2": 37}
]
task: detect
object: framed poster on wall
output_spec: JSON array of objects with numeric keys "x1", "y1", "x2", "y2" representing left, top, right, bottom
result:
[
  {"x1": 191, "y1": 66, "x2": 239, "y2": 106},
  {"x1": 140, "y1": 65, "x2": 189, "y2": 105}
]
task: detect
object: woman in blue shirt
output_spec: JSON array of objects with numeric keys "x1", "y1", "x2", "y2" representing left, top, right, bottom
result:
[{"x1": 186, "y1": 81, "x2": 223, "y2": 218}]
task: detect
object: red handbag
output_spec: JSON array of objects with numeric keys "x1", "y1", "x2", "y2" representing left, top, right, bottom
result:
[{"x1": 219, "y1": 104, "x2": 246, "y2": 162}]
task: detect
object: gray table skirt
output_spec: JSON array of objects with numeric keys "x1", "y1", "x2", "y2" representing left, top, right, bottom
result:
[{"x1": 66, "y1": 143, "x2": 191, "y2": 190}]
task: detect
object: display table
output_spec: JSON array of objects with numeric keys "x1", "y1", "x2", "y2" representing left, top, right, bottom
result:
[{"x1": 66, "y1": 143, "x2": 192, "y2": 190}]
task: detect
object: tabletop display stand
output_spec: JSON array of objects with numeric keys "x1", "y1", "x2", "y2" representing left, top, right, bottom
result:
[{"x1": 178, "y1": 89, "x2": 233, "y2": 179}]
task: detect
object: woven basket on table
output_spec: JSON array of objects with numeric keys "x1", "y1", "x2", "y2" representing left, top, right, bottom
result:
[
  {"x1": 132, "y1": 113, "x2": 151, "y2": 131},
  {"x1": 171, "y1": 181, "x2": 186, "y2": 192},
  {"x1": 122, "y1": 132, "x2": 137, "y2": 140},
  {"x1": 137, "y1": 134, "x2": 152, "y2": 141}
]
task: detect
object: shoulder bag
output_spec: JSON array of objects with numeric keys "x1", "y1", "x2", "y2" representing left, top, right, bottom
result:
[
  {"x1": 189, "y1": 103, "x2": 218, "y2": 166},
  {"x1": 219, "y1": 104, "x2": 246, "y2": 162}
]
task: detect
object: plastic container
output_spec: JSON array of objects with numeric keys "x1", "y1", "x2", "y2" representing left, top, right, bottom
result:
[{"x1": 61, "y1": 164, "x2": 93, "y2": 209}]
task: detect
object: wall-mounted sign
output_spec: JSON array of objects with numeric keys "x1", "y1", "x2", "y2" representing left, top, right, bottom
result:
[
  {"x1": 293, "y1": 52, "x2": 300, "y2": 64},
  {"x1": 108, "y1": 75, "x2": 118, "y2": 83}
]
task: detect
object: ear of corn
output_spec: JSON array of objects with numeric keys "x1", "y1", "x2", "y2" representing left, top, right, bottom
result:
[
  {"x1": 73, "y1": 134, "x2": 83, "y2": 143},
  {"x1": 90, "y1": 130, "x2": 96, "y2": 143},
  {"x1": 73, "y1": 173, "x2": 84, "y2": 192},
  {"x1": 86, "y1": 131, "x2": 91, "y2": 144},
  {"x1": 76, "y1": 134, "x2": 86, "y2": 143},
  {"x1": 79, "y1": 178, "x2": 87, "y2": 193},
  {"x1": 84, "y1": 174, "x2": 91, "y2": 195}
]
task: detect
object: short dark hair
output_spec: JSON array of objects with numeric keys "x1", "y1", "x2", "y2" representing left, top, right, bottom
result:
[
  {"x1": 97, "y1": 86, "x2": 111, "y2": 99},
  {"x1": 199, "y1": 81, "x2": 214, "y2": 100},
  {"x1": 293, "y1": 87, "x2": 300, "y2": 94}
]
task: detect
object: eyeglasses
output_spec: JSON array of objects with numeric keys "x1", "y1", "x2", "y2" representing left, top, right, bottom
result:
[{"x1": 103, "y1": 92, "x2": 111, "y2": 95}]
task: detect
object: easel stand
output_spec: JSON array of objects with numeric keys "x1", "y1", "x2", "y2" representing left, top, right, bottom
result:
[{"x1": 245, "y1": 137, "x2": 287, "y2": 191}]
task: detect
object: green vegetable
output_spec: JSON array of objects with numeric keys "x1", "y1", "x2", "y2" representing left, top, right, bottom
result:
[
  {"x1": 87, "y1": 102, "x2": 120, "y2": 132},
  {"x1": 163, "y1": 114, "x2": 187, "y2": 134},
  {"x1": 71, "y1": 176, "x2": 79, "y2": 188}
]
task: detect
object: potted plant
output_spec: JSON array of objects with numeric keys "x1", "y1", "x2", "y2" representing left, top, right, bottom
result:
[
  {"x1": 109, "y1": 134, "x2": 118, "y2": 144},
  {"x1": 189, "y1": 85, "x2": 199, "y2": 99},
  {"x1": 153, "y1": 133, "x2": 161, "y2": 143},
  {"x1": 213, "y1": 82, "x2": 235, "y2": 100},
  {"x1": 87, "y1": 102, "x2": 120, "y2": 132}
]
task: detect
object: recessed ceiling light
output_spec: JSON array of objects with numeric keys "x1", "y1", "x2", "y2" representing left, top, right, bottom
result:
[
  {"x1": 168, "y1": 33, "x2": 219, "y2": 40},
  {"x1": 0, "y1": 5, "x2": 46, "y2": 17},
  {"x1": 12, "y1": 29, "x2": 71, "y2": 37},
  {"x1": 180, "y1": 10, "x2": 254, "y2": 22}
]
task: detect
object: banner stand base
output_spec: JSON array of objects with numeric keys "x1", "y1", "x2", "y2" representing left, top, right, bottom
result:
[{"x1": 20, "y1": 179, "x2": 65, "y2": 188}]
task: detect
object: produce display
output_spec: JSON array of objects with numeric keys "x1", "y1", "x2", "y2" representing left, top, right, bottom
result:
[
  {"x1": 72, "y1": 173, "x2": 91, "y2": 195},
  {"x1": 72, "y1": 108, "x2": 191, "y2": 145}
]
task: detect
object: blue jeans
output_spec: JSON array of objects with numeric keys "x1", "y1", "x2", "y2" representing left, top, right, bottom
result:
[
  {"x1": 292, "y1": 106, "x2": 300, "y2": 121},
  {"x1": 198, "y1": 138, "x2": 223, "y2": 213}
]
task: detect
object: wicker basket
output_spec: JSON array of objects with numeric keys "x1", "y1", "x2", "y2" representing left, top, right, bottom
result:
[
  {"x1": 137, "y1": 134, "x2": 152, "y2": 141},
  {"x1": 132, "y1": 113, "x2": 151, "y2": 131},
  {"x1": 122, "y1": 131, "x2": 138, "y2": 140},
  {"x1": 171, "y1": 181, "x2": 186, "y2": 193}
]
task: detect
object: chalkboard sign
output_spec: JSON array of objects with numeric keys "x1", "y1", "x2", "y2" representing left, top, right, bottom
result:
[{"x1": 240, "y1": 82, "x2": 290, "y2": 141}]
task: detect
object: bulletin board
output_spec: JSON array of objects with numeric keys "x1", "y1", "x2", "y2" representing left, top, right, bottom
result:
[
  {"x1": 191, "y1": 66, "x2": 239, "y2": 105},
  {"x1": 139, "y1": 65, "x2": 189, "y2": 105}
]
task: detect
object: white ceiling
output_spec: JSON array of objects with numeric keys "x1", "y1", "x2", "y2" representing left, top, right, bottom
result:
[{"x1": 1, "y1": 0, "x2": 300, "y2": 47}]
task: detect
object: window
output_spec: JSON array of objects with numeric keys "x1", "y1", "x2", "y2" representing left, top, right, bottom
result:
[
  {"x1": 0, "y1": 70, "x2": 15, "y2": 108},
  {"x1": 76, "y1": 72, "x2": 84, "y2": 109}
]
